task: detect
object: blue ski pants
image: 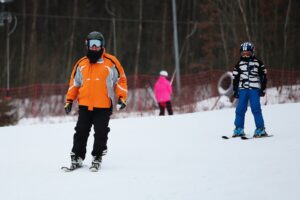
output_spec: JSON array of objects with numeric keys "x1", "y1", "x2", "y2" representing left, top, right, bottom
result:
[{"x1": 234, "y1": 89, "x2": 265, "y2": 129}]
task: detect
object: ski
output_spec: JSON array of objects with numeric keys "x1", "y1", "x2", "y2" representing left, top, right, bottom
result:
[
  {"x1": 61, "y1": 165, "x2": 82, "y2": 172},
  {"x1": 61, "y1": 164, "x2": 101, "y2": 172},
  {"x1": 241, "y1": 135, "x2": 274, "y2": 140},
  {"x1": 222, "y1": 135, "x2": 245, "y2": 139}
]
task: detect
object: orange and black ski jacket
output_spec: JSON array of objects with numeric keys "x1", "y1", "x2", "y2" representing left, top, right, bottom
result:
[{"x1": 66, "y1": 51, "x2": 128, "y2": 111}]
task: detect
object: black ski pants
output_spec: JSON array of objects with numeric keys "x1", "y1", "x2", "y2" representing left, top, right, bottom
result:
[
  {"x1": 72, "y1": 106, "x2": 111, "y2": 159},
  {"x1": 158, "y1": 101, "x2": 173, "y2": 116}
]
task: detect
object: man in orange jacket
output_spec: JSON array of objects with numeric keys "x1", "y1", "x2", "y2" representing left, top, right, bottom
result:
[{"x1": 63, "y1": 31, "x2": 128, "y2": 172}]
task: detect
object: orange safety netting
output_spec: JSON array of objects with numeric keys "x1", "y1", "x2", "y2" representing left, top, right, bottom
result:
[{"x1": 0, "y1": 69, "x2": 300, "y2": 120}]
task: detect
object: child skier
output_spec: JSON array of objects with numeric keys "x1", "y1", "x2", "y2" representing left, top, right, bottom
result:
[
  {"x1": 232, "y1": 42, "x2": 268, "y2": 138},
  {"x1": 154, "y1": 70, "x2": 173, "y2": 115}
]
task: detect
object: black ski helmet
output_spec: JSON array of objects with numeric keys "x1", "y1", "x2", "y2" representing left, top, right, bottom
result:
[
  {"x1": 240, "y1": 42, "x2": 254, "y2": 53},
  {"x1": 86, "y1": 31, "x2": 105, "y2": 47}
]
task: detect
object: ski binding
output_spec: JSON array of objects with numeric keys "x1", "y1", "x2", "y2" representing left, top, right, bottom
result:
[{"x1": 241, "y1": 135, "x2": 274, "y2": 140}]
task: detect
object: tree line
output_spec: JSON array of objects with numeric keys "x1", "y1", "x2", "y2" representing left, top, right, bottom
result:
[{"x1": 0, "y1": 0, "x2": 299, "y2": 88}]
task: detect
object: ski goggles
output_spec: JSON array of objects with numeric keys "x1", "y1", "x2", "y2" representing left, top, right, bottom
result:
[
  {"x1": 241, "y1": 51, "x2": 252, "y2": 57},
  {"x1": 88, "y1": 39, "x2": 102, "y2": 48}
]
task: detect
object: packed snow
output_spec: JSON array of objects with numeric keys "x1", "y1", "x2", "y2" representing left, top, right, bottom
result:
[{"x1": 0, "y1": 103, "x2": 300, "y2": 200}]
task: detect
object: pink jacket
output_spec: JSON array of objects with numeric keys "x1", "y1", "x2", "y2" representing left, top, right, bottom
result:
[{"x1": 154, "y1": 76, "x2": 173, "y2": 103}]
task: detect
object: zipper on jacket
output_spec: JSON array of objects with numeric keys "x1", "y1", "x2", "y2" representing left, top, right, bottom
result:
[
  {"x1": 247, "y1": 61, "x2": 250, "y2": 89},
  {"x1": 88, "y1": 63, "x2": 93, "y2": 110}
]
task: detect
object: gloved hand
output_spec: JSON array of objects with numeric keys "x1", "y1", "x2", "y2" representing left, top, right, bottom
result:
[
  {"x1": 260, "y1": 90, "x2": 266, "y2": 97},
  {"x1": 64, "y1": 101, "x2": 73, "y2": 114},
  {"x1": 116, "y1": 97, "x2": 126, "y2": 110},
  {"x1": 233, "y1": 90, "x2": 239, "y2": 98}
]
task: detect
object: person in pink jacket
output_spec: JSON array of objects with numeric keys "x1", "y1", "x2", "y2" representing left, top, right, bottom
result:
[{"x1": 154, "y1": 70, "x2": 173, "y2": 115}]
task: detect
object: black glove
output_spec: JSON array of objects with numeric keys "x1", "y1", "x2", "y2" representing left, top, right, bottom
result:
[
  {"x1": 260, "y1": 90, "x2": 266, "y2": 97},
  {"x1": 233, "y1": 90, "x2": 239, "y2": 98},
  {"x1": 116, "y1": 97, "x2": 126, "y2": 110},
  {"x1": 64, "y1": 101, "x2": 73, "y2": 114}
]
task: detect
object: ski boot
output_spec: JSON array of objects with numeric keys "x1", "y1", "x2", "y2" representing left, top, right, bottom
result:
[
  {"x1": 232, "y1": 127, "x2": 245, "y2": 137},
  {"x1": 61, "y1": 152, "x2": 83, "y2": 172},
  {"x1": 253, "y1": 128, "x2": 268, "y2": 138},
  {"x1": 70, "y1": 152, "x2": 83, "y2": 168},
  {"x1": 89, "y1": 155, "x2": 102, "y2": 172}
]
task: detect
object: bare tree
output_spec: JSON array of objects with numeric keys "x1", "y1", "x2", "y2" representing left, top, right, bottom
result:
[
  {"x1": 238, "y1": 0, "x2": 251, "y2": 41},
  {"x1": 280, "y1": 0, "x2": 292, "y2": 93},
  {"x1": 134, "y1": 0, "x2": 143, "y2": 77},
  {"x1": 66, "y1": 0, "x2": 78, "y2": 69},
  {"x1": 215, "y1": 0, "x2": 229, "y2": 69},
  {"x1": 282, "y1": 0, "x2": 292, "y2": 70},
  {"x1": 132, "y1": 0, "x2": 143, "y2": 109},
  {"x1": 105, "y1": 0, "x2": 117, "y2": 56},
  {"x1": 25, "y1": 0, "x2": 39, "y2": 84},
  {"x1": 19, "y1": 0, "x2": 26, "y2": 85},
  {"x1": 161, "y1": 0, "x2": 168, "y2": 69}
]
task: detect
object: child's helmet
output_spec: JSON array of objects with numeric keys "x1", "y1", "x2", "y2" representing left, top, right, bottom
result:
[
  {"x1": 159, "y1": 70, "x2": 168, "y2": 77},
  {"x1": 240, "y1": 42, "x2": 254, "y2": 53},
  {"x1": 240, "y1": 42, "x2": 255, "y2": 57}
]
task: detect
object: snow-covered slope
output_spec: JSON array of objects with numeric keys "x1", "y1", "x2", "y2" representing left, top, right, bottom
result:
[{"x1": 0, "y1": 103, "x2": 299, "y2": 200}]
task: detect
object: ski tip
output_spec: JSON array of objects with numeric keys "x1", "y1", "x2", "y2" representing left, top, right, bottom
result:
[
  {"x1": 61, "y1": 165, "x2": 82, "y2": 172},
  {"x1": 222, "y1": 136, "x2": 230, "y2": 139},
  {"x1": 61, "y1": 166, "x2": 73, "y2": 172}
]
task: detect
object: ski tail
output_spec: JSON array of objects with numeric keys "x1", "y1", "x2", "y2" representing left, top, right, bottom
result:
[
  {"x1": 241, "y1": 135, "x2": 274, "y2": 140},
  {"x1": 222, "y1": 136, "x2": 231, "y2": 139}
]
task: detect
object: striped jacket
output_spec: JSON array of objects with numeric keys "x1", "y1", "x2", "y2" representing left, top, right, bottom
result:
[
  {"x1": 66, "y1": 51, "x2": 128, "y2": 111},
  {"x1": 232, "y1": 56, "x2": 267, "y2": 92}
]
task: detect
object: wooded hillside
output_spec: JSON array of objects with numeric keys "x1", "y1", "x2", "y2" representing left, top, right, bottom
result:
[{"x1": 0, "y1": 0, "x2": 299, "y2": 87}]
